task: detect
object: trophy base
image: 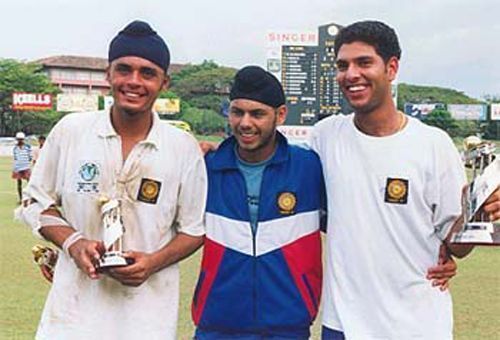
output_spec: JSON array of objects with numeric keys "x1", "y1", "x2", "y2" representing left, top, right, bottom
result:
[
  {"x1": 98, "y1": 251, "x2": 130, "y2": 269},
  {"x1": 451, "y1": 222, "x2": 500, "y2": 245}
]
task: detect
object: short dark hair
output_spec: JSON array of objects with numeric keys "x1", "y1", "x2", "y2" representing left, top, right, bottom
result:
[{"x1": 334, "y1": 20, "x2": 401, "y2": 62}]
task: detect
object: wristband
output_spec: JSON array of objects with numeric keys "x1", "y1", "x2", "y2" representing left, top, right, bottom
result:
[
  {"x1": 39, "y1": 214, "x2": 70, "y2": 228},
  {"x1": 62, "y1": 231, "x2": 83, "y2": 257}
]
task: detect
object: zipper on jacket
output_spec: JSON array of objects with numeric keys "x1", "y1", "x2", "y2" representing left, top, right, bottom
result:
[
  {"x1": 251, "y1": 180, "x2": 258, "y2": 324},
  {"x1": 252, "y1": 164, "x2": 271, "y2": 326},
  {"x1": 238, "y1": 161, "x2": 271, "y2": 327},
  {"x1": 237, "y1": 168, "x2": 258, "y2": 324}
]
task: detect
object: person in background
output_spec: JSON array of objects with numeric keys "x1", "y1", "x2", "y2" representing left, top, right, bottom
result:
[
  {"x1": 12, "y1": 131, "x2": 32, "y2": 203},
  {"x1": 32, "y1": 135, "x2": 46, "y2": 165}
]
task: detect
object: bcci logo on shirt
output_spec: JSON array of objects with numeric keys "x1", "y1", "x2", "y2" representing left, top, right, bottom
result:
[
  {"x1": 277, "y1": 192, "x2": 297, "y2": 215},
  {"x1": 77, "y1": 162, "x2": 100, "y2": 193},
  {"x1": 385, "y1": 178, "x2": 409, "y2": 204},
  {"x1": 137, "y1": 178, "x2": 162, "y2": 204}
]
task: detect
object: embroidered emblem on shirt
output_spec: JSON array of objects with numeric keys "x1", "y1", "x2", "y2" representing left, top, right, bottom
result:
[
  {"x1": 385, "y1": 178, "x2": 409, "y2": 204},
  {"x1": 277, "y1": 192, "x2": 297, "y2": 215},
  {"x1": 137, "y1": 178, "x2": 161, "y2": 204},
  {"x1": 79, "y1": 162, "x2": 99, "y2": 181},
  {"x1": 76, "y1": 162, "x2": 100, "y2": 193}
]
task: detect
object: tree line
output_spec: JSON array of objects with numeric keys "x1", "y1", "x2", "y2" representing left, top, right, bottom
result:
[
  {"x1": 0, "y1": 58, "x2": 498, "y2": 139},
  {"x1": 0, "y1": 59, "x2": 234, "y2": 137},
  {"x1": 398, "y1": 83, "x2": 500, "y2": 140}
]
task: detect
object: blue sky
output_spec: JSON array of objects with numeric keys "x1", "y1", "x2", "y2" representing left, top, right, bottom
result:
[{"x1": 1, "y1": 0, "x2": 498, "y2": 99}]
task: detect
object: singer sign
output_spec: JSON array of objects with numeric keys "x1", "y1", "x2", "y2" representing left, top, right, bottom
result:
[{"x1": 12, "y1": 92, "x2": 53, "y2": 111}]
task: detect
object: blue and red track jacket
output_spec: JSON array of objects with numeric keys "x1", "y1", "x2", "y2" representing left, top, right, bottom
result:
[{"x1": 192, "y1": 133, "x2": 325, "y2": 337}]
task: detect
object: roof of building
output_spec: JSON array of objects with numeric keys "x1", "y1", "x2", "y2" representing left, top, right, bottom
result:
[
  {"x1": 35, "y1": 55, "x2": 108, "y2": 71},
  {"x1": 35, "y1": 55, "x2": 185, "y2": 74}
]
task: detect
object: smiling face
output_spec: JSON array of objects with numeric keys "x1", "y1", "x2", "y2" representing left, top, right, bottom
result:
[
  {"x1": 335, "y1": 41, "x2": 398, "y2": 115},
  {"x1": 229, "y1": 99, "x2": 287, "y2": 163},
  {"x1": 107, "y1": 56, "x2": 169, "y2": 117}
]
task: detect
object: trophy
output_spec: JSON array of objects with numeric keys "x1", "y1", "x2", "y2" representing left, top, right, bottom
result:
[
  {"x1": 451, "y1": 136, "x2": 500, "y2": 245},
  {"x1": 32, "y1": 244, "x2": 58, "y2": 281},
  {"x1": 97, "y1": 196, "x2": 131, "y2": 269}
]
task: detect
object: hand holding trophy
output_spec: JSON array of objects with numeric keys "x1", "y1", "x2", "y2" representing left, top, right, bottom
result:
[
  {"x1": 97, "y1": 195, "x2": 131, "y2": 269},
  {"x1": 451, "y1": 136, "x2": 500, "y2": 245}
]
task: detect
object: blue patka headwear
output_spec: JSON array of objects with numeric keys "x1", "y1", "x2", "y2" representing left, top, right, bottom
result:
[
  {"x1": 108, "y1": 20, "x2": 170, "y2": 72},
  {"x1": 230, "y1": 66, "x2": 285, "y2": 108}
]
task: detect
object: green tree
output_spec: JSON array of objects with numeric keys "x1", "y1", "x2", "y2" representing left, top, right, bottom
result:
[
  {"x1": 170, "y1": 60, "x2": 219, "y2": 85},
  {"x1": 21, "y1": 110, "x2": 65, "y2": 135},
  {"x1": 422, "y1": 109, "x2": 459, "y2": 136},
  {"x1": 170, "y1": 61, "x2": 235, "y2": 112},
  {"x1": 422, "y1": 109, "x2": 484, "y2": 138},
  {"x1": 188, "y1": 94, "x2": 227, "y2": 112},
  {"x1": 158, "y1": 89, "x2": 180, "y2": 99},
  {"x1": 0, "y1": 59, "x2": 59, "y2": 136},
  {"x1": 454, "y1": 120, "x2": 481, "y2": 138},
  {"x1": 180, "y1": 104, "x2": 225, "y2": 135}
]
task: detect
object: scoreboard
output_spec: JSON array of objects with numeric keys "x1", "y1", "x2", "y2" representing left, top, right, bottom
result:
[
  {"x1": 282, "y1": 45, "x2": 318, "y2": 124},
  {"x1": 276, "y1": 23, "x2": 345, "y2": 125},
  {"x1": 317, "y1": 23, "x2": 342, "y2": 119}
]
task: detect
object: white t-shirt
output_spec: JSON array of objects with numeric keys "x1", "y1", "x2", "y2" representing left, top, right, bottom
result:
[
  {"x1": 25, "y1": 111, "x2": 207, "y2": 340},
  {"x1": 310, "y1": 114, "x2": 466, "y2": 340}
]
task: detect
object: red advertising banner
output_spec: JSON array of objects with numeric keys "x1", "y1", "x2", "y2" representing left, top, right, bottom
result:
[{"x1": 12, "y1": 92, "x2": 53, "y2": 111}]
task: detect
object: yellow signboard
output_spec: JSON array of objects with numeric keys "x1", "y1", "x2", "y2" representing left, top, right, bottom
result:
[
  {"x1": 57, "y1": 94, "x2": 99, "y2": 112},
  {"x1": 154, "y1": 98, "x2": 180, "y2": 114}
]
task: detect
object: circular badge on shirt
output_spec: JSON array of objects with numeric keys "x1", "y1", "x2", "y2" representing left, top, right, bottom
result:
[
  {"x1": 141, "y1": 180, "x2": 159, "y2": 200},
  {"x1": 387, "y1": 179, "x2": 407, "y2": 200},
  {"x1": 277, "y1": 192, "x2": 297, "y2": 214}
]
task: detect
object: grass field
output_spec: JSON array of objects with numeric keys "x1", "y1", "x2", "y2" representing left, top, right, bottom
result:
[{"x1": 0, "y1": 153, "x2": 499, "y2": 339}]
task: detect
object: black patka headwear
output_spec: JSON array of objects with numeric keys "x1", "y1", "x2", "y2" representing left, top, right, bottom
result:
[
  {"x1": 108, "y1": 20, "x2": 170, "y2": 72},
  {"x1": 230, "y1": 66, "x2": 285, "y2": 108}
]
